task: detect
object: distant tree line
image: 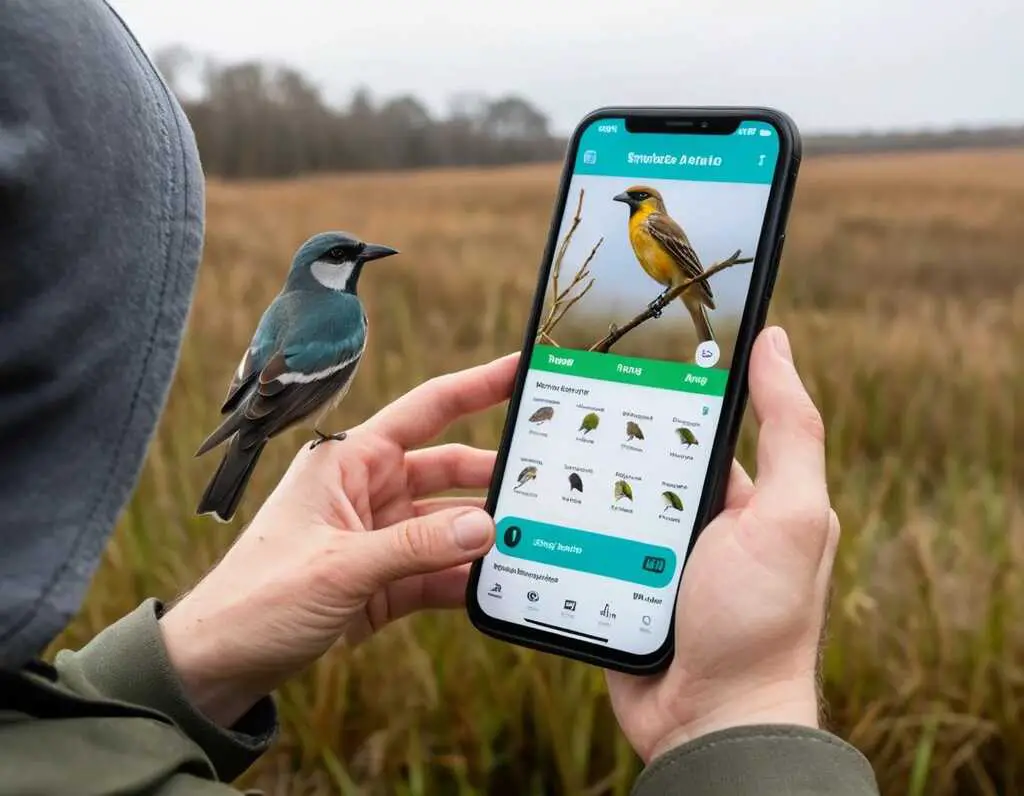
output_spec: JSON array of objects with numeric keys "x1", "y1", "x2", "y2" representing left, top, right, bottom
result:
[
  {"x1": 154, "y1": 47, "x2": 1024, "y2": 179},
  {"x1": 804, "y1": 126, "x2": 1024, "y2": 156},
  {"x1": 154, "y1": 47, "x2": 566, "y2": 179}
]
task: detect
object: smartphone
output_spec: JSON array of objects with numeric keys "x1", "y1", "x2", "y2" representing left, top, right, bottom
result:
[{"x1": 467, "y1": 107, "x2": 801, "y2": 674}]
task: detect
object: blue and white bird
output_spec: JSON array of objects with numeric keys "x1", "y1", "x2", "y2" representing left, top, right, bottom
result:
[{"x1": 195, "y1": 231, "x2": 398, "y2": 522}]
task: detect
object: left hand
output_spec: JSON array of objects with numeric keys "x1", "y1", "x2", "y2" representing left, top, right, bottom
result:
[{"x1": 159, "y1": 353, "x2": 519, "y2": 727}]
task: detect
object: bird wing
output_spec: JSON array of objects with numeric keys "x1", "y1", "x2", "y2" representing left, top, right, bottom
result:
[
  {"x1": 239, "y1": 293, "x2": 367, "y2": 442},
  {"x1": 199, "y1": 292, "x2": 366, "y2": 454},
  {"x1": 644, "y1": 213, "x2": 715, "y2": 309},
  {"x1": 236, "y1": 351, "x2": 362, "y2": 446},
  {"x1": 219, "y1": 296, "x2": 293, "y2": 414}
]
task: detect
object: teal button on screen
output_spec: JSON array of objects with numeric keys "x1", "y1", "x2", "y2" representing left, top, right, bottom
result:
[{"x1": 495, "y1": 517, "x2": 677, "y2": 588}]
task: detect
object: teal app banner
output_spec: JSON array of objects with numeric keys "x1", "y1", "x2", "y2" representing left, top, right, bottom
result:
[
  {"x1": 495, "y1": 517, "x2": 677, "y2": 589},
  {"x1": 574, "y1": 118, "x2": 779, "y2": 185}
]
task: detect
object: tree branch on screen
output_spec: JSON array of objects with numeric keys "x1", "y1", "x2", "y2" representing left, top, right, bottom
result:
[
  {"x1": 587, "y1": 250, "x2": 753, "y2": 354},
  {"x1": 536, "y1": 188, "x2": 603, "y2": 347},
  {"x1": 534, "y1": 187, "x2": 754, "y2": 359}
]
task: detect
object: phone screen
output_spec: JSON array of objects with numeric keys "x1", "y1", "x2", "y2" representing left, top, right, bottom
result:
[{"x1": 477, "y1": 116, "x2": 783, "y2": 656}]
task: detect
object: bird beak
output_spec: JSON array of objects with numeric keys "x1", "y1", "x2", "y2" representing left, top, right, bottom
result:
[
  {"x1": 360, "y1": 243, "x2": 399, "y2": 262},
  {"x1": 612, "y1": 191, "x2": 630, "y2": 205}
]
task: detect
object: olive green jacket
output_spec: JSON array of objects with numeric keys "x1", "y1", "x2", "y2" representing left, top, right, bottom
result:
[{"x1": 0, "y1": 600, "x2": 879, "y2": 795}]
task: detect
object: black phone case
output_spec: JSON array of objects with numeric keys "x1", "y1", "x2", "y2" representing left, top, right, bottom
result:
[{"x1": 466, "y1": 106, "x2": 803, "y2": 675}]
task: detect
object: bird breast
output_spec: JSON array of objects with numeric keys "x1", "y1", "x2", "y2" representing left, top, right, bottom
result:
[{"x1": 629, "y1": 225, "x2": 678, "y2": 287}]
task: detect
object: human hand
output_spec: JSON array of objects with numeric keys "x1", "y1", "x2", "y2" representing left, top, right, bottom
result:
[
  {"x1": 606, "y1": 326, "x2": 839, "y2": 763},
  {"x1": 159, "y1": 354, "x2": 519, "y2": 727}
]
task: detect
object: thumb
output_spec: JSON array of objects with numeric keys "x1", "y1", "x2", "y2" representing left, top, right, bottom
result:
[
  {"x1": 355, "y1": 508, "x2": 495, "y2": 590},
  {"x1": 749, "y1": 326, "x2": 828, "y2": 499},
  {"x1": 748, "y1": 326, "x2": 831, "y2": 550}
]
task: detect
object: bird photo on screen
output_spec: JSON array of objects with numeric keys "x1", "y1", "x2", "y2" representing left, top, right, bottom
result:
[
  {"x1": 194, "y1": 231, "x2": 398, "y2": 523},
  {"x1": 568, "y1": 472, "x2": 583, "y2": 493},
  {"x1": 675, "y1": 427, "x2": 699, "y2": 448},
  {"x1": 515, "y1": 466, "x2": 539, "y2": 491},
  {"x1": 625, "y1": 420, "x2": 645, "y2": 441},
  {"x1": 579, "y1": 412, "x2": 600, "y2": 434},
  {"x1": 614, "y1": 479, "x2": 633, "y2": 502},
  {"x1": 613, "y1": 185, "x2": 716, "y2": 344},
  {"x1": 529, "y1": 406, "x2": 555, "y2": 424},
  {"x1": 660, "y1": 490, "x2": 684, "y2": 516}
]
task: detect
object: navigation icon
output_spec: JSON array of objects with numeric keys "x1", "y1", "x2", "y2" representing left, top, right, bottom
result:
[
  {"x1": 694, "y1": 340, "x2": 720, "y2": 368},
  {"x1": 504, "y1": 525, "x2": 523, "y2": 548}
]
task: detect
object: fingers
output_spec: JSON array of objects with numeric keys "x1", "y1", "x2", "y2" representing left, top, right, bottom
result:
[
  {"x1": 352, "y1": 507, "x2": 495, "y2": 593},
  {"x1": 413, "y1": 496, "x2": 487, "y2": 516},
  {"x1": 417, "y1": 564, "x2": 472, "y2": 610},
  {"x1": 374, "y1": 564, "x2": 473, "y2": 627},
  {"x1": 747, "y1": 326, "x2": 830, "y2": 528},
  {"x1": 361, "y1": 353, "x2": 519, "y2": 450},
  {"x1": 405, "y1": 444, "x2": 496, "y2": 498}
]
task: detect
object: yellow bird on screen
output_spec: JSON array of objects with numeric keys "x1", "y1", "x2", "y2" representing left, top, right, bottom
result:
[{"x1": 613, "y1": 185, "x2": 716, "y2": 344}]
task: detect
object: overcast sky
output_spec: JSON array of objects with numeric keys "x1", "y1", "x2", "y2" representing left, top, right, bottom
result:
[{"x1": 110, "y1": 0, "x2": 1021, "y2": 135}]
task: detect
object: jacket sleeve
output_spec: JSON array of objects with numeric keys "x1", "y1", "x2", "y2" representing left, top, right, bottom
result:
[
  {"x1": 51, "y1": 598, "x2": 278, "y2": 788},
  {"x1": 630, "y1": 724, "x2": 880, "y2": 796}
]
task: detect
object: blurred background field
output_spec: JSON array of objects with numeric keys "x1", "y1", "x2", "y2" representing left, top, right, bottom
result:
[{"x1": 53, "y1": 147, "x2": 1022, "y2": 795}]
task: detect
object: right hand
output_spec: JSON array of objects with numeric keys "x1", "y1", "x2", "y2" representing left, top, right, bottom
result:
[{"x1": 606, "y1": 326, "x2": 840, "y2": 763}]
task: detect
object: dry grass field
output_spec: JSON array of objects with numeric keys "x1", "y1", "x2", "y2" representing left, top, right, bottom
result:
[{"x1": 53, "y1": 149, "x2": 1023, "y2": 795}]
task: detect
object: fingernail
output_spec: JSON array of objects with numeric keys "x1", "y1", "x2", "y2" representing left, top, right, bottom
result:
[
  {"x1": 772, "y1": 327, "x2": 793, "y2": 362},
  {"x1": 453, "y1": 510, "x2": 493, "y2": 550}
]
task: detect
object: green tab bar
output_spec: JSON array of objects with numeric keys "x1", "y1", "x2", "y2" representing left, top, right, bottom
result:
[
  {"x1": 529, "y1": 344, "x2": 727, "y2": 396},
  {"x1": 496, "y1": 516, "x2": 677, "y2": 588}
]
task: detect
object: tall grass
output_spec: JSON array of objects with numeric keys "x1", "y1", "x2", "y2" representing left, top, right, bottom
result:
[{"x1": 53, "y1": 150, "x2": 1023, "y2": 795}]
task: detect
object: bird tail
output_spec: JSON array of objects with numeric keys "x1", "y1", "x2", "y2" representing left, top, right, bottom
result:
[
  {"x1": 682, "y1": 296, "x2": 715, "y2": 344},
  {"x1": 195, "y1": 413, "x2": 241, "y2": 458},
  {"x1": 196, "y1": 436, "x2": 266, "y2": 523}
]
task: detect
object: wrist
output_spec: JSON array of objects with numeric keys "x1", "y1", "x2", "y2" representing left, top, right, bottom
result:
[
  {"x1": 159, "y1": 603, "x2": 268, "y2": 729},
  {"x1": 647, "y1": 678, "x2": 820, "y2": 764}
]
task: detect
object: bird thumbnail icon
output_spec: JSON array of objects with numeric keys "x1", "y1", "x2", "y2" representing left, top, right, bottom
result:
[
  {"x1": 614, "y1": 479, "x2": 634, "y2": 502},
  {"x1": 529, "y1": 406, "x2": 555, "y2": 424},
  {"x1": 660, "y1": 490, "x2": 684, "y2": 516},
  {"x1": 514, "y1": 466, "x2": 538, "y2": 491},
  {"x1": 675, "y1": 427, "x2": 699, "y2": 448},
  {"x1": 625, "y1": 420, "x2": 645, "y2": 442},
  {"x1": 568, "y1": 472, "x2": 583, "y2": 493},
  {"x1": 194, "y1": 231, "x2": 399, "y2": 523},
  {"x1": 613, "y1": 185, "x2": 716, "y2": 344},
  {"x1": 579, "y1": 412, "x2": 600, "y2": 434}
]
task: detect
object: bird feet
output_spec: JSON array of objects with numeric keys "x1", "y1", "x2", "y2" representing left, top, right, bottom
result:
[
  {"x1": 647, "y1": 293, "x2": 668, "y2": 318},
  {"x1": 310, "y1": 429, "x2": 347, "y2": 450}
]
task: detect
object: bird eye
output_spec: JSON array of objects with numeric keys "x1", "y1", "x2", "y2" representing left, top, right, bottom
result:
[
  {"x1": 637, "y1": 192, "x2": 648, "y2": 200},
  {"x1": 328, "y1": 246, "x2": 347, "y2": 259}
]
